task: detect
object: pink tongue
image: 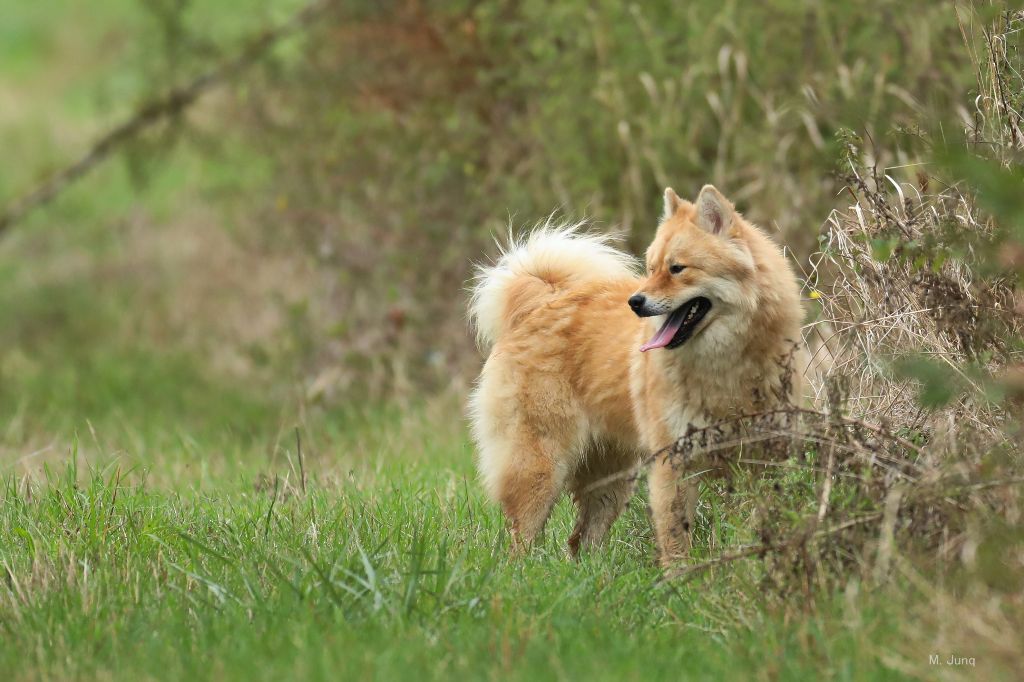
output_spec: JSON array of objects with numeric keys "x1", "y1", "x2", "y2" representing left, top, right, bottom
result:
[{"x1": 639, "y1": 310, "x2": 685, "y2": 352}]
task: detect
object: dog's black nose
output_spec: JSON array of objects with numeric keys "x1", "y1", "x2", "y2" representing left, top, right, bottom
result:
[{"x1": 628, "y1": 294, "x2": 646, "y2": 313}]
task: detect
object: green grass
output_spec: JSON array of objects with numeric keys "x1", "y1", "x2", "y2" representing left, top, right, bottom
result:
[{"x1": 2, "y1": 427, "x2": 921, "y2": 682}]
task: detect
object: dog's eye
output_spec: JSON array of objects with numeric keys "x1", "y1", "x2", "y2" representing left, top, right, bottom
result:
[{"x1": 669, "y1": 264, "x2": 686, "y2": 275}]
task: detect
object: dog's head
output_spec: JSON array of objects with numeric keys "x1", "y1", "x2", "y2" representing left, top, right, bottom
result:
[{"x1": 629, "y1": 185, "x2": 757, "y2": 352}]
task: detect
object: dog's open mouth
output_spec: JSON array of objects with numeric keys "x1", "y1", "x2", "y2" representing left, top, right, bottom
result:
[{"x1": 639, "y1": 297, "x2": 711, "y2": 352}]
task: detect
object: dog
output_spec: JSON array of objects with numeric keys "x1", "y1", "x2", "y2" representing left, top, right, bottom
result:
[{"x1": 468, "y1": 185, "x2": 804, "y2": 566}]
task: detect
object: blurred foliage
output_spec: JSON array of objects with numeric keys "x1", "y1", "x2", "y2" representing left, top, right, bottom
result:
[
  {"x1": 219, "y1": 0, "x2": 976, "y2": 395},
  {"x1": 0, "y1": 0, "x2": 1017, "y2": 441},
  {"x1": 247, "y1": 0, "x2": 970, "y2": 240}
]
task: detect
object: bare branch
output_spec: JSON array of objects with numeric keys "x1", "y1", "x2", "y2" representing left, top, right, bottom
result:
[{"x1": 0, "y1": 0, "x2": 333, "y2": 235}]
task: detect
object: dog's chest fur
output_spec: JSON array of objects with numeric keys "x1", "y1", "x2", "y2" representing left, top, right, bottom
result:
[{"x1": 628, "y1": 330, "x2": 798, "y2": 451}]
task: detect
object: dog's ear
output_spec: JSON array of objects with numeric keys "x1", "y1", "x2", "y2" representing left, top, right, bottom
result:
[
  {"x1": 662, "y1": 187, "x2": 684, "y2": 221},
  {"x1": 694, "y1": 185, "x2": 735, "y2": 236}
]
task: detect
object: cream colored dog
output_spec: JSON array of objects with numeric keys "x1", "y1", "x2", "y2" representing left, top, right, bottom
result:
[{"x1": 468, "y1": 185, "x2": 803, "y2": 565}]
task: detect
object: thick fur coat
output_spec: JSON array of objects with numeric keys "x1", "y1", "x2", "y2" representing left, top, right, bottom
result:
[{"x1": 468, "y1": 185, "x2": 804, "y2": 565}]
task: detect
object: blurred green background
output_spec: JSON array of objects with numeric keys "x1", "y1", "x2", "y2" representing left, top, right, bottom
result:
[{"x1": 0, "y1": 0, "x2": 988, "y2": 478}]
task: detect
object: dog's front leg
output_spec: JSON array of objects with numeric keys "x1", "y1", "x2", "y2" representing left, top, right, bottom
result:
[{"x1": 648, "y1": 454, "x2": 699, "y2": 568}]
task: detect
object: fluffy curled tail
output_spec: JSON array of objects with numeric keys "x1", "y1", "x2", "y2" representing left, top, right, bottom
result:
[{"x1": 468, "y1": 221, "x2": 639, "y2": 348}]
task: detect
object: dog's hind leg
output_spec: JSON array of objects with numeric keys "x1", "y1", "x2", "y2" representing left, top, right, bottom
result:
[
  {"x1": 494, "y1": 433, "x2": 572, "y2": 553},
  {"x1": 475, "y1": 411, "x2": 574, "y2": 552},
  {"x1": 567, "y1": 443, "x2": 639, "y2": 558},
  {"x1": 471, "y1": 357, "x2": 579, "y2": 554}
]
